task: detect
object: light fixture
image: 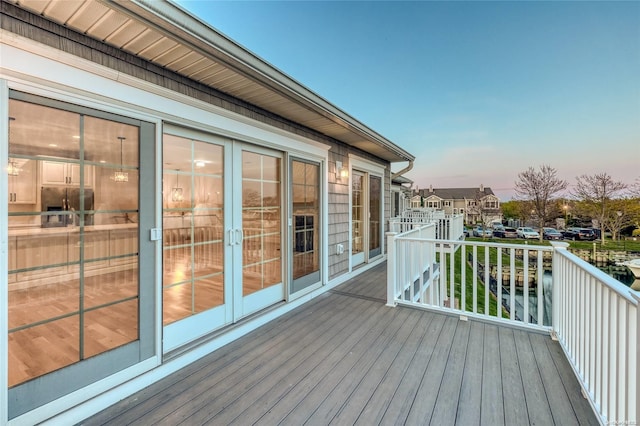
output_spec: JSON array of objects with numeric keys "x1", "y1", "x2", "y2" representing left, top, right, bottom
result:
[
  {"x1": 7, "y1": 117, "x2": 18, "y2": 176},
  {"x1": 111, "y1": 136, "x2": 128, "y2": 183},
  {"x1": 336, "y1": 160, "x2": 349, "y2": 180},
  {"x1": 7, "y1": 160, "x2": 19, "y2": 176},
  {"x1": 171, "y1": 169, "x2": 184, "y2": 202},
  {"x1": 195, "y1": 160, "x2": 206, "y2": 168}
]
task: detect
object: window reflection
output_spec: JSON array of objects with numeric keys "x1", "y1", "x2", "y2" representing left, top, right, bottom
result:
[{"x1": 162, "y1": 134, "x2": 224, "y2": 325}]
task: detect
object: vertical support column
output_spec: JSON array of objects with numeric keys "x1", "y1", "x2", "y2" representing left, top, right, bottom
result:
[
  {"x1": 632, "y1": 292, "x2": 640, "y2": 424},
  {"x1": 551, "y1": 242, "x2": 569, "y2": 336},
  {"x1": 386, "y1": 231, "x2": 397, "y2": 307}
]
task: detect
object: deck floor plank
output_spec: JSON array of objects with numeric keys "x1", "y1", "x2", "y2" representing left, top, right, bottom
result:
[
  {"x1": 81, "y1": 262, "x2": 599, "y2": 426},
  {"x1": 254, "y1": 297, "x2": 406, "y2": 425},
  {"x1": 353, "y1": 309, "x2": 436, "y2": 425},
  {"x1": 285, "y1": 307, "x2": 415, "y2": 425},
  {"x1": 543, "y1": 335, "x2": 600, "y2": 426},
  {"x1": 377, "y1": 313, "x2": 447, "y2": 425},
  {"x1": 403, "y1": 316, "x2": 458, "y2": 425},
  {"x1": 498, "y1": 327, "x2": 529, "y2": 425},
  {"x1": 87, "y1": 292, "x2": 340, "y2": 425},
  {"x1": 158, "y1": 297, "x2": 369, "y2": 425},
  {"x1": 530, "y1": 333, "x2": 581, "y2": 425},
  {"x1": 514, "y1": 330, "x2": 555, "y2": 425},
  {"x1": 208, "y1": 297, "x2": 384, "y2": 425},
  {"x1": 480, "y1": 324, "x2": 505, "y2": 426},
  {"x1": 327, "y1": 309, "x2": 424, "y2": 425},
  {"x1": 430, "y1": 319, "x2": 471, "y2": 425},
  {"x1": 455, "y1": 320, "x2": 484, "y2": 425}
]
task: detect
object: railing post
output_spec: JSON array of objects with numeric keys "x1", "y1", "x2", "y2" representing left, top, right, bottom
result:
[
  {"x1": 386, "y1": 232, "x2": 398, "y2": 307},
  {"x1": 632, "y1": 292, "x2": 640, "y2": 424},
  {"x1": 550, "y1": 241, "x2": 569, "y2": 334}
]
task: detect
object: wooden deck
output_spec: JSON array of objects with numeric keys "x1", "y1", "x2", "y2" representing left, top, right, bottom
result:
[{"x1": 82, "y1": 262, "x2": 598, "y2": 425}]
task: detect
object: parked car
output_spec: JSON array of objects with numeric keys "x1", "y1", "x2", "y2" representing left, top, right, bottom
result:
[
  {"x1": 516, "y1": 227, "x2": 540, "y2": 239},
  {"x1": 562, "y1": 227, "x2": 596, "y2": 241},
  {"x1": 493, "y1": 226, "x2": 518, "y2": 238},
  {"x1": 543, "y1": 227, "x2": 564, "y2": 240},
  {"x1": 473, "y1": 226, "x2": 492, "y2": 237},
  {"x1": 463, "y1": 226, "x2": 470, "y2": 237}
]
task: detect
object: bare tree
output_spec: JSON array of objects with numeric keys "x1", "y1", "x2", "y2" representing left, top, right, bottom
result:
[
  {"x1": 629, "y1": 176, "x2": 640, "y2": 198},
  {"x1": 573, "y1": 172, "x2": 627, "y2": 244},
  {"x1": 514, "y1": 165, "x2": 568, "y2": 241}
]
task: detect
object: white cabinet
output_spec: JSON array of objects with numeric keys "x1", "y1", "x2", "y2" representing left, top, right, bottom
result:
[
  {"x1": 41, "y1": 161, "x2": 93, "y2": 187},
  {"x1": 8, "y1": 158, "x2": 37, "y2": 204}
]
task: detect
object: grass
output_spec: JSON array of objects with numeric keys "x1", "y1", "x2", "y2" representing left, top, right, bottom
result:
[{"x1": 438, "y1": 247, "x2": 507, "y2": 318}]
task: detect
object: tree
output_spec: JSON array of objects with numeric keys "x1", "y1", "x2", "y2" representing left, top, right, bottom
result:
[
  {"x1": 573, "y1": 173, "x2": 627, "y2": 244},
  {"x1": 514, "y1": 165, "x2": 568, "y2": 241},
  {"x1": 605, "y1": 199, "x2": 638, "y2": 241}
]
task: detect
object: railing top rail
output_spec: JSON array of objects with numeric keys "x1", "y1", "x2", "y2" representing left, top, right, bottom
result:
[
  {"x1": 391, "y1": 222, "x2": 436, "y2": 238},
  {"x1": 555, "y1": 247, "x2": 638, "y2": 305},
  {"x1": 393, "y1": 236, "x2": 554, "y2": 251}
]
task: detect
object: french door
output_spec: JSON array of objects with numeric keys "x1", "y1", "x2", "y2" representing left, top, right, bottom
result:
[
  {"x1": 233, "y1": 144, "x2": 284, "y2": 316},
  {"x1": 290, "y1": 159, "x2": 321, "y2": 295},
  {"x1": 351, "y1": 170, "x2": 382, "y2": 268},
  {"x1": 162, "y1": 129, "x2": 284, "y2": 351}
]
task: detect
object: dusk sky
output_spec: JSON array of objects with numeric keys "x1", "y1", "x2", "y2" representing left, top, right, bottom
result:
[{"x1": 177, "y1": 1, "x2": 640, "y2": 200}]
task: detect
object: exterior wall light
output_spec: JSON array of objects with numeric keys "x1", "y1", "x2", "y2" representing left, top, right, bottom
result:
[{"x1": 336, "y1": 160, "x2": 349, "y2": 180}]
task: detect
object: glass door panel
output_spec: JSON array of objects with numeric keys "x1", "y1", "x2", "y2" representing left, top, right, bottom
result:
[
  {"x1": 236, "y1": 147, "x2": 284, "y2": 316},
  {"x1": 7, "y1": 93, "x2": 154, "y2": 420},
  {"x1": 351, "y1": 171, "x2": 365, "y2": 266},
  {"x1": 291, "y1": 159, "x2": 320, "y2": 294},
  {"x1": 369, "y1": 175, "x2": 382, "y2": 258},
  {"x1": 162, "y1": 133, "x2": 226, "y2": 345}
]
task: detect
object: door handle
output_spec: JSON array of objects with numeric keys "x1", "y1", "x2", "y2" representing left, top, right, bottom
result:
[
  {"x1": 235, "y1": 229, "x2": 244, "y2": 245},
  {"x1": 228, "y1": 229, "x2": 234, "y2": 246}
]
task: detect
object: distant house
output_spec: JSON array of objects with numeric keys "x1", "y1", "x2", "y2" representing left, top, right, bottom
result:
[{"x1": 414, "y1": 185, "x2": 502, "y2": 225}]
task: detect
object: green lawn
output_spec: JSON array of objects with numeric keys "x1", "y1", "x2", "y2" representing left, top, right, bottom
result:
[{"x1": 438, "y1": 247, "x2": 508, "y2": 318}]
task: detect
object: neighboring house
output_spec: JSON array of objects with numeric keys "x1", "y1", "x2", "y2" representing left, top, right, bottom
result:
[
  {"x1": 391, "y1": 175, "x2": 413, "y2": 218},
  {"x1": 0, "y1": 1, "x2": 414, "y2": 423},
  {"x1": 417, "y1": 185, "x2": 502, "y2": 225}
]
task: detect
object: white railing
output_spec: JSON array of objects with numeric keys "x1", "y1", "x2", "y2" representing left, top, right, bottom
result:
[
  {"x1": 389, "y1": 212, "x2": 464, "y2": 240},
  {"x1": 552, "y1": 245, "x2": 638, "y2": 424},
  {"x1": 386, "y1": 233, "x2": 639, "y2": 424}
]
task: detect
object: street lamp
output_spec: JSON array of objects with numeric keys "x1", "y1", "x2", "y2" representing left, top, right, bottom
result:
[{"x1": 563, "y1": 204, "x2": 569, "y2": 227}]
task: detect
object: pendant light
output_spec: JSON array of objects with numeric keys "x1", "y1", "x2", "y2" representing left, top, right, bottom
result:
[
  {"x1": 111, "y1": 136, "x2": 128, "y2": 182},
  {"x1": 171, "y1": 169, "x2": 184, "y2": 202}
]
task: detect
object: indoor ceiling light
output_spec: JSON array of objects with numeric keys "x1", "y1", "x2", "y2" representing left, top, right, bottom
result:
[{"x1": 111, "y1": 136, "x2": 129, "y2": 183}]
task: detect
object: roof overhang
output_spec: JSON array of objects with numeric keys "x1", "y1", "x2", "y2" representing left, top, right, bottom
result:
[{"x1": 6, "y1": 0, "x2": 414, "y2": 163}]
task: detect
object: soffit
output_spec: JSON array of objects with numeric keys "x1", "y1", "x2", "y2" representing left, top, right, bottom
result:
[{"x1": 6, "y1": 0, "x2": 414, "y2": 163}]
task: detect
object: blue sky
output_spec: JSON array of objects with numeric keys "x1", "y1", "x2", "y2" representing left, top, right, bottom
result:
[{"x1": 177, "y1": 1, "x2": 640, "y2": 200}]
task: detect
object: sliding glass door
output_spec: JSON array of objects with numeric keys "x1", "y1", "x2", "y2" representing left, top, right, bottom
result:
[{"x1": 290, "y1": 159, "x2": 320, "y2": 294}]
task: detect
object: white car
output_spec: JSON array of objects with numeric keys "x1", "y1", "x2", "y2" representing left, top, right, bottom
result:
[{"x1": 517, "y1": 227, "x2": 540, "y2": 239}]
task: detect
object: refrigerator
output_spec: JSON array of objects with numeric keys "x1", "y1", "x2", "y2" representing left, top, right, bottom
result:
[{"x1": 41, "y1": 187, "x2": 94, "y2": 227}]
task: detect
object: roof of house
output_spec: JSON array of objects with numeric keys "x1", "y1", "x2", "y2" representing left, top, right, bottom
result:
[
  {"x1": 420, "y1": 187, "x2": 497, "y2": 200},
  {"x1": 5, "y1": 0, "x2": 414, "y2": 163}
]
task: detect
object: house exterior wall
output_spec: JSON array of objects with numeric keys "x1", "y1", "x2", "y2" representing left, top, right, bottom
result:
[{"x1": 0, "y1": 3, "x2": 394, "y2": 423}]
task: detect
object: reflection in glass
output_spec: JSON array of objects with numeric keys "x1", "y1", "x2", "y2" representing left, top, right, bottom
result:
[
  {"x1": 162, "y1": 134, "x2": 224, "y2": 324},
  {"x1": 292, "y1": 161, "x2": 319, "y2": 281},
  {"x1": 370, "y1": 176, "x2": 381, "y2": 253},
  {"x1": 352, "y1": 173, "x2": 363, "y2": 255},
  {"x1": 242, "y1": 151, "x2": 282, "y2": 296}
]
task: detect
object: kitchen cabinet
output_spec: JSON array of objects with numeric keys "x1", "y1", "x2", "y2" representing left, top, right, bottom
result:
[
  {"x1": 15, "y1": 233, "x2": 69, "y2": 282},
  {"x1": 68, "y1": 231, "x2": 110, "y2": 272},
  {"x1": 41, "y1": 160, "x2": 94, "y2": 187},
  {"x1": 109, "y1": 228, "x2": 138, "y2": 267},
  {"x1": 8, "y1": 158, "x2": 37, "y2": 204}
]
